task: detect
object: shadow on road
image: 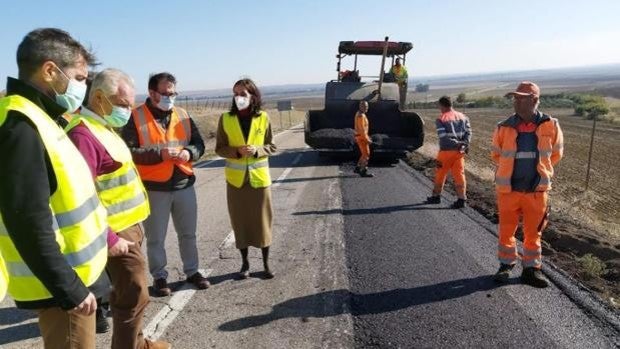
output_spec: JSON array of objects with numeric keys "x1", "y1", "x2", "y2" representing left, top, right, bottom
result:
[
  {"x1": 0, "y1": 307, "x2": 40, "y2": 344},
  {"x1": 274, "y1": 175, "x2": 354, "y2": 184},
  {"x1": 219, "y1": 275, "x2": 511, "y2": 331},
  {"x1": 0, "y1": 307, "x2": 37, "y2": 326},
  {"x1": 293, "y1": 202, "x2": 454, "y2": 216}
]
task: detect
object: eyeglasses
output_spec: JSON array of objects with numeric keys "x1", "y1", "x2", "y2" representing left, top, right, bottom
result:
[{"x1": 157, "y1": 91, "x2": 179, "y2": 98}]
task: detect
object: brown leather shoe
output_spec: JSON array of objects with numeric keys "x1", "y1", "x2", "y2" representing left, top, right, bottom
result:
[
  {"x1": 186, "y1": 272, "x2": 210, "y2": 289},
  {"x1": 145, "y1": 339, "x2": 172, "y2": 349},
  {"x1": 153, "y1": 278, "x2": 172, "y2": 297}
]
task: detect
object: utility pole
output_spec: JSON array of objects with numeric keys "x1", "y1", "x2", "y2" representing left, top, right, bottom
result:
[{"x1": 585, "y1": 113, "x2": 598, "y2": 190}]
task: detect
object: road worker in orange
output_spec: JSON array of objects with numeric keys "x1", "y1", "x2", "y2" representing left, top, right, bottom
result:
[
  {"x1": 492, "y1": 82, "x2": 563, "y2": 288},
  {"x1": 354, "y1": 100, "x2": 374, "y2": 177},
  {"x1": 426, "y1": 96, "x2": 471, "y2": 208}
]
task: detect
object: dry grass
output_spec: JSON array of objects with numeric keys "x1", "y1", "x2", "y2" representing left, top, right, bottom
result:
[{"x1": 188, "y1": 108, "x2": 307, "y2": 141}]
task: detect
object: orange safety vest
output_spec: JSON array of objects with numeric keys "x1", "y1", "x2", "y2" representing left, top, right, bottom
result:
[
  {"x1": 491, "y1": 113, "x2": 563, "y2": 193},
  {"x1": 131, "y1": 104, "x2": 193, "y2": 182}
]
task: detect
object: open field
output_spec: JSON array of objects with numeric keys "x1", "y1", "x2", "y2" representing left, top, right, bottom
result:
[{"x1": 408, "y1": 107, "x2": 620, "y2": 303}]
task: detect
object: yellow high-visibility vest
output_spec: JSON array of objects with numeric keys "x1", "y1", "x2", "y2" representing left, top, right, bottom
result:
[
  {"x1": 0, "y1": 254, "x2": 7, "y2": 302},
  {"x1": 66, "y1": 114, "x2": 150, "y2": 232},
  {"x1": 222, "y1": 111, "x2": 272, "y2": 188},
  {"x1": 0, "y1": 95, "x2": 108, "y2": 302}
]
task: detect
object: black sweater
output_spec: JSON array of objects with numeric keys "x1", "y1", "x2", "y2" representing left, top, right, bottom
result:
[{"x1": 0, "y1": 77, "x2": 109, "y2": 310}]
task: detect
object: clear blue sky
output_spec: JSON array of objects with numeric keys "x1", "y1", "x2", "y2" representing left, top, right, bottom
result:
[{"x1": 1, "y1": 0, "x2": 619, "y2": 93}]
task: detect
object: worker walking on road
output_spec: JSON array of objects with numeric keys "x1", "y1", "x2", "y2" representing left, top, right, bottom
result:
[
  {"x1": 389, "y1": 58, "x2": 408, "y2": 107},
  {"x1": 0, "y1": 28, "x2": 109, "y2": 348},
  {"x1": 492, "y1": 82, "x2": 563, "y2": 288},
  {"x1": 426, "y1": 96, "x2": 471, "y2": 208},
  {"x1": 122, "y1": 72, "x2": 210, "y2": 297},
  {"x1": 354, "y1": 100, "x2": 374, "y2": 178},
  {"x1": 215, "y1": 78, "x2": 277, "y2": 279},
  {"x1": 66, "y1": 69, "x2": 171, "y2": 349}
]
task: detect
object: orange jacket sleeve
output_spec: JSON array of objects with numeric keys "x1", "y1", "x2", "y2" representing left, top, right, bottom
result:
[
  {"x1": 491, "y1": 125, "x2": 501, "y2": 165},
  {"x1": 550, "y1": 119, "x2": 564, "y2": 166}
]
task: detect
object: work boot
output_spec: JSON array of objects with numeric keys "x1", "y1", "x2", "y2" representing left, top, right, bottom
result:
[
  {"x1": 521, "y1": 267, "x2": 549, "y2": 288},
  {"x1": 359, "y1": 168, "x2": 374, "y2": 177},
  {"x1": 153, "y1": 278, "x2": 172, "y2": 297},
  {"x1": 95, "y1": 307, "x2": 109, "y2": 334},
  {"x1": 145, "y1": 338, "x2": 172, "y2": 349},
  {"x1": 187, "y1": 272, "x2": 210, "y2": 289},
  {"x1": 493, "y1": 263, "x2": 515, "y2": 283},
  {"x1": 353, "y1": 166, "x2": 360, "y2": 174},
  {"x1": 451, "y1": 198, "x2": 466, "y2": 209},
  {"x1": 426, "y1": 195, "x2": 441, "y2": 204}
]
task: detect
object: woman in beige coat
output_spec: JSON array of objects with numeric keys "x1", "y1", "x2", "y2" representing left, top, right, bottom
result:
[{"x1": 215, "y1": 79, "x2": 277, "y2": 279}]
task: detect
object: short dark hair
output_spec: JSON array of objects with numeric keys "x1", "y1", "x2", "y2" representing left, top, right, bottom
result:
[
  {"x1": 148, "y1": 72, "x2": 177, "y2": 91},
  {"x1": 16, "y1": 28, "x2": 97, "y2": 79},
  {"x1": 438, "y1": 96, "x2": 452, "y2": 108},
  {"x1": 230, "y1": 78, "x2": 263, "y2": 116}
]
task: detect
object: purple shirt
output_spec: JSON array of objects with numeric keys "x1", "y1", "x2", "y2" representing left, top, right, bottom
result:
[{"x1": 67, "y1": 119, "x2": 122, "y2": 248}]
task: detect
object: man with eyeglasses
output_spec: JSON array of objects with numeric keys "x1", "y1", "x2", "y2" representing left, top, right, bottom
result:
[
  {"x1": 66, "y1": 68, "x2": 171, "y2": 348},
  {"x1": 122, "y1": 72, "x2": 208, "y2": 297},
  {"x1": 492, "y1": 81, "x2": 564, "y2": 288}
]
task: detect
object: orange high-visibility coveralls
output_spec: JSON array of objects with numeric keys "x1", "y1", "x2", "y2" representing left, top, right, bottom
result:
[
  {"x1": 492, "y1": 112, "x2": 563, "y2": 269},
  {"x1": 433, "y1": 110, "x2": 471, "y2": 199},
  {"x1": 355, "y1": 111, "x2": 371, "y2": 166}
]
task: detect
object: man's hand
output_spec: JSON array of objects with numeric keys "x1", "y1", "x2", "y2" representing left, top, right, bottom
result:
[
  {"x1": 71, "y1": 292, "x2": 97, "y2": 316},
  {"x1": 175, "y1": 149, "x2": 191, "y2": 163},
  {"x1": 108, "y1": 237, "x2": 135, "y2": 257}
]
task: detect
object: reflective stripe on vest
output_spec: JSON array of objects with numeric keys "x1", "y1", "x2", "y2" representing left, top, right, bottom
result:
[
  {"x1": 132, "y1": 104, "x2": 193, "y2": 182},
  {"x1": 5, "y1": 227, "x2": 107, "y2": 277},
  {"x1": 66, "y1": 115, "x2": 150, "y2": 232},
  {"x1": 0, "y1": 95, "x2": 108, "y2": 302},
  {"x1": 221, "y1": 111, "x2": 272, "y2": 188},
  {"x1": 493, "y1": 117, "x2": 559, "y2": 193}
]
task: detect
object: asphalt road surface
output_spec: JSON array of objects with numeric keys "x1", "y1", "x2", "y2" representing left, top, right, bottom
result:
[{"x1": 0, "y1": 124, "x2": 618, "y2": 348}]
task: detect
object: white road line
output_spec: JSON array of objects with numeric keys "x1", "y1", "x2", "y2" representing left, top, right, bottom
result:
[
  {"x1": 144, "y1": 268, "x2": 212, "y2": 340},
  {"x1": 219, "y1": 231, "x2": 236, "y2": 249},
  {"x1": 273, "y1": 153, "x2": 303, "y2": 187},
  {"x1": 144, "y1": 150, "x2": 303, "y2": 340}
]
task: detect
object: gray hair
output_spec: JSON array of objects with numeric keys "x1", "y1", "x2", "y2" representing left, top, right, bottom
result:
[
  {"x1": 17, "y1": 28, "x2": 97, "y2": 79},
  {"x1": 89, "y1": 68, "x2": 134, "y2": 102}
]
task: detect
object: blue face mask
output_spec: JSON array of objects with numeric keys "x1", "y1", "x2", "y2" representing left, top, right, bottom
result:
[
  {"x1": 102, "y1": 95, "x2": 132, "y2": 128},
  {"x1": 157, "y1": 95, "x2": 175, "y2": 111},
  {"x1": 51, "y1": 65, "x2": 87, "y2": 113}
]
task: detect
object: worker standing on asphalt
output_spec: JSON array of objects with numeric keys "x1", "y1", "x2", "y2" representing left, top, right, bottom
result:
[
  {"x1": 215, "y1": 78, "x2": 277, "y2": 279},
  {"x1": 354, "y1": 100, "x2": 374, "y2": 177},
  {"x1": 426, "y1": 96, "x2": 471, "y2": 208},
  {"x1": 389, "y1": 58, "x2": 408, "y2": 106},
  {"x1": 492, "y1": 81, "x2": 564, "y2": 288},
  {"x1": 122, "y1": 72, "x2": 209, "y2": 297},
  {"x1": 66, "y1": 69, "x2": 171, "y2": 349}
]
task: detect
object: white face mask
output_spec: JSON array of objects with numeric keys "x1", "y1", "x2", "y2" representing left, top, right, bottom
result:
[
  {"x1": 51, "y1": 65, "x2": 87, "y2": 112},
  {"x1": 157, "y1": 95, "x2": 175, "y2": 111},
  {"x1": 234, "y1": 94, "x2": 251, "y2": 110}
]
